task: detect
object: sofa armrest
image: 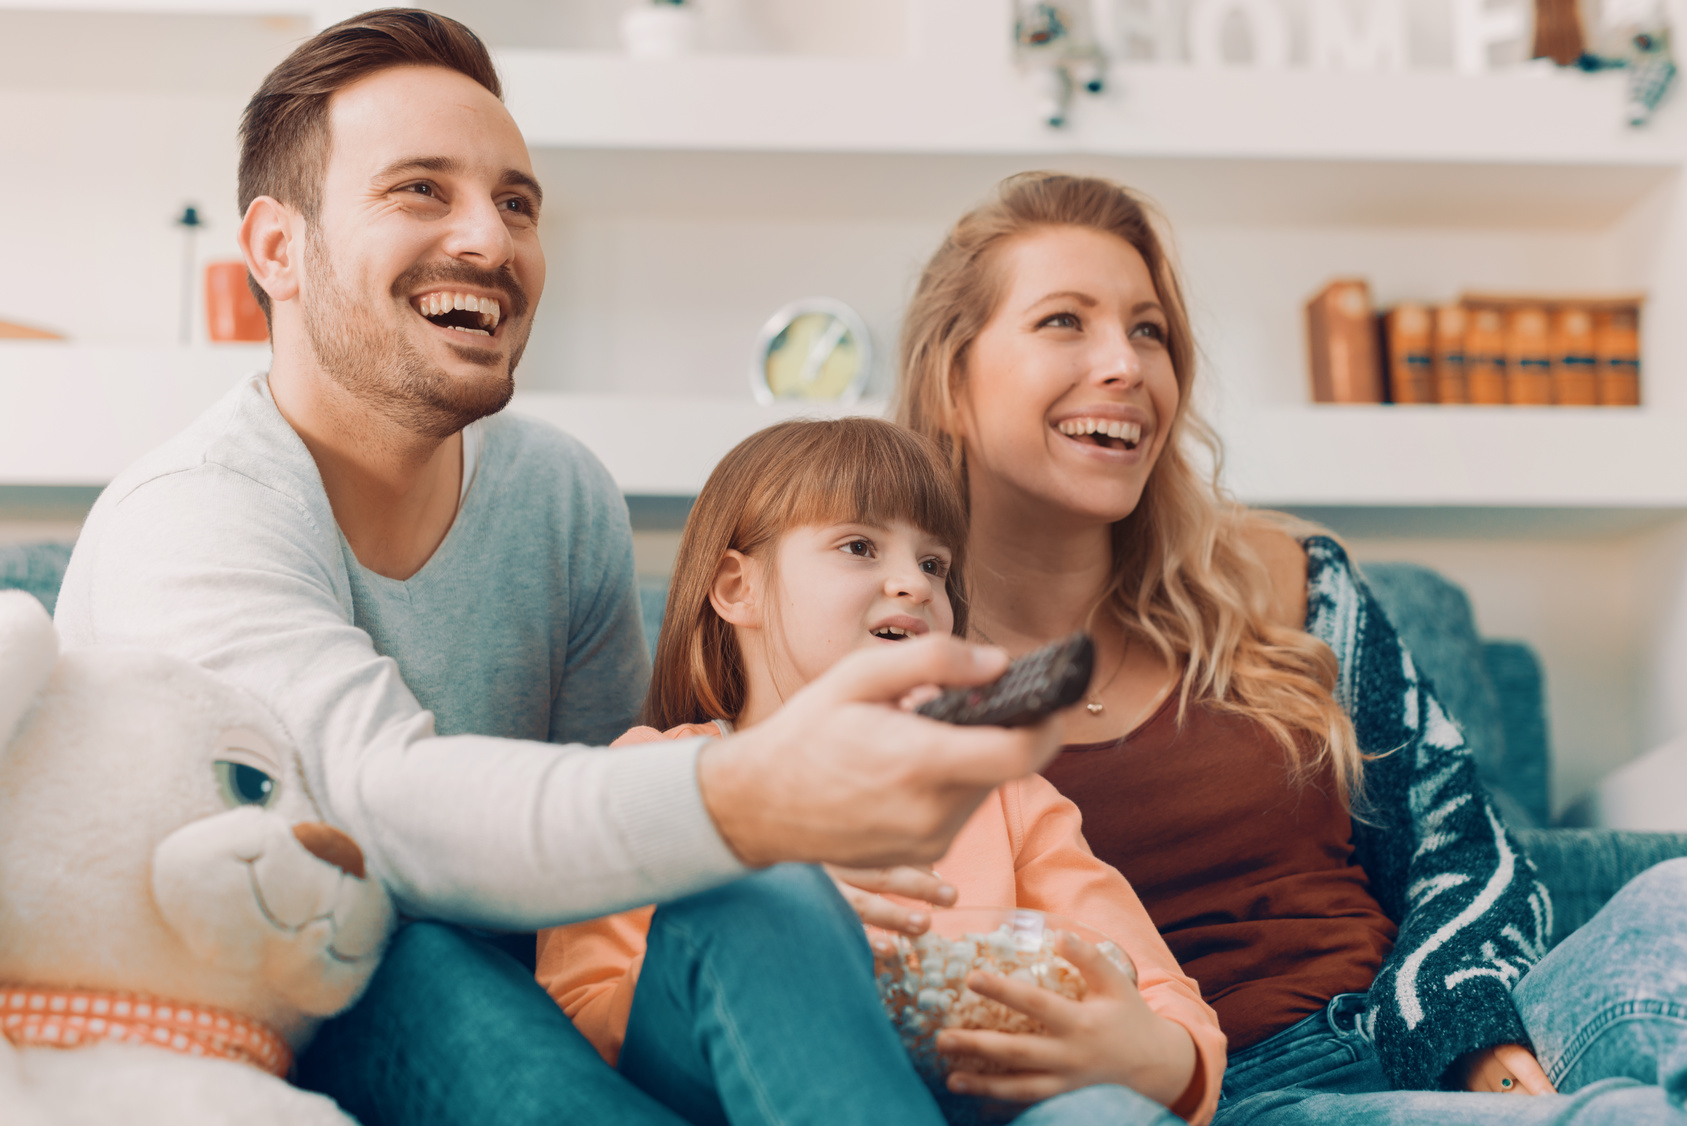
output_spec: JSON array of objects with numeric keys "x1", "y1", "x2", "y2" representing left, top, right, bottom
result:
[
  {"x1": 1514, "y1": 827, "x2": 1687, "y2": 948},
  {"x1": 0, "y1": 541, "x2": 74, "y2": 617}
]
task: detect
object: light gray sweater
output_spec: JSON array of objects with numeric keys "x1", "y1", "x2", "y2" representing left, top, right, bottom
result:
[{"x1": 56, "y1": 375, "x2": 745, "y2": 928}]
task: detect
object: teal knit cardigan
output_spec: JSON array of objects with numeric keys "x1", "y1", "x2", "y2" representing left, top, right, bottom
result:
[{"x1": 1304, "y1": 536, "x2": 1552, "y2": 1090}]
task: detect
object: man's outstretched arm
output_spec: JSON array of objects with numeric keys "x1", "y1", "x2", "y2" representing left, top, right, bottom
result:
[{"x1": 58, "y1": 466, "x2": 1057, "y2": 927}]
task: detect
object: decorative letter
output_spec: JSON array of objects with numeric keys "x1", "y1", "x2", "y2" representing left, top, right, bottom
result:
[
  {"x1": 1452, "y1": 0, "x2": 1531, "y2": 72},
  {"x1": 1188, "y1": 0, "x2": 1292, "y2": 67},
  {"x1": 1097, "y1": 0, "x2": 1184, "y2": 61},
  {"x1": 1310, "y1": 0, "x2": 1407, "y2": 70}
]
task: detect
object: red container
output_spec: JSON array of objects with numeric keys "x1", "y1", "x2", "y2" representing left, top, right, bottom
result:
[{"x1": 205, "y1": 261, "x2": 268, "y2": 342}]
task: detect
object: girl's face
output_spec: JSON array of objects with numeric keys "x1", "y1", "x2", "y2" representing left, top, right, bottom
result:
[
  {"x1": 955, "y1": 225, "x2": 1181, "y2": 527},
  {"x1": 761, "y1": 520, "x2": 955, "y2": 690}
]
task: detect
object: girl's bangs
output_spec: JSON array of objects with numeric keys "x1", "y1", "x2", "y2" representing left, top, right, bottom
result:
[{"x1": 768, "y1": 424, "x2": 967, "y2": 553}]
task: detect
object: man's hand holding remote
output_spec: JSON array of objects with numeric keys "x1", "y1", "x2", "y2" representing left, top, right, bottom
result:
[{"x1": 697, "y1": 635, "x2": 1065, "y2": 869}]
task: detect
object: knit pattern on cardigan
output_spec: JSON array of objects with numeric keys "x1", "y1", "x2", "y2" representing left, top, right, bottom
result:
[{"x1": 1303, "y1": 536, "x2": 1553, "y2": 1091}]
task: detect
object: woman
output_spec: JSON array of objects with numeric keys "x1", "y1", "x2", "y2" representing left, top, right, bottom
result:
[{"x1": 894, "y1": 171, "x2": 1687, "y2": 1123}]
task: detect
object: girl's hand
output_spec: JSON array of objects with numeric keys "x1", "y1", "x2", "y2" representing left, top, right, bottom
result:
[
  {"x1": 825, "y1": 864, "x2": 957, "y2": 936},
  {"x1": 1458, "y1": 1043, "x2": 1556, "y2": 1095},
  {"x1": 935, "y1": 932, "x2": 1196, "y2": 1107}
]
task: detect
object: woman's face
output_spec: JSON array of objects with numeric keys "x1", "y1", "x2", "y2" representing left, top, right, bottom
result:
[{"x1": 954, "y1": 225, "x2": 1180, "y2": 527}]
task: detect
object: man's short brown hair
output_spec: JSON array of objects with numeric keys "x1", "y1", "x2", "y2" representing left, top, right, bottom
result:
[{"x1": 237, "y1": 8, "x2": 502, "y2": 318}]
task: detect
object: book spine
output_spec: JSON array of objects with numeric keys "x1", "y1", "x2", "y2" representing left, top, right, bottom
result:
[
  {"x1": 1595, "y1": 307, "x2": 1642, "y2": 406},
  {"x1": 1506, "y1": 306, "x2": 1555, "y2": 405},
  {"x1": 1432, "y1": 305, "x2": 1468, "y2": 404},
  {"x1": 1306, "y1": 281, "x2": 1382, "y2": 403},
  {"x1": 1552, "y1": 306, "x2": 1598, "y2": 405},
  {"x1": 1385, "y1": 304, "x2": 1435, "y2": 403},
  {"x1": 1466, "y1": 306, "x2": 1509, "y2": 404}
]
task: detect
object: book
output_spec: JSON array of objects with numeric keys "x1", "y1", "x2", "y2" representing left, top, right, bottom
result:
[
  {"x1": 1432, "y1": 305, "x2": 1469, "y2": 404},
  {"x1": 1384, "y1": 305, "x2": 1435, "y2": 403},
  {"x1": 1552, "y1": 307, "x2": 1599, "y2": 405},
  {"x1": 1466, "y1": 307, "x2": 1509, "y2": 405},
  {"x1": 1505, "y1": 306, "x2": 1555, "y2": 405},
  {"x1": 0, "y1": 320, "x2": 62, "y2": 340},
  {"x1": 1306, "y1": 280, "x2": 1383, "y2": 403},
  {"x1": 1595, "y1": 307, "x2": 1642, "y2": 406}
]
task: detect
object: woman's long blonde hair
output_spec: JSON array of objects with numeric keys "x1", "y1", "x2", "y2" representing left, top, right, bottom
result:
[
  {"x1": 897, "y1": 171, "x2": 1364, "y2": 800},
  {"x1": 645, "y1": 418, "x2": 970, "y2": 732}
]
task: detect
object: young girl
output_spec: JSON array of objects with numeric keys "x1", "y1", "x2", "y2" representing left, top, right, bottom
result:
[{"x1": 536, "y1": 417, "x2": 1227, "y2": 1125}]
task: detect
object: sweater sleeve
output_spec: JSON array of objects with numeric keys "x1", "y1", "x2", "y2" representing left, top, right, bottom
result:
[
  {"x1": 1008, "y1": 776, "x2": 1227, "y2": 1125},
  {"x1": 1302, "y1": 536, "x2": 1552, "y2": 1091},
  {"x1": 54, "y1": 470, "x2": 746, "y2": 929}
]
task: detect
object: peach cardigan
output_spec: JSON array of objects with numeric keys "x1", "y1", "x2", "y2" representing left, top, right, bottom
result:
[{"x1": 536, "y1": 723, "x2": 1227, "y2": 1124}]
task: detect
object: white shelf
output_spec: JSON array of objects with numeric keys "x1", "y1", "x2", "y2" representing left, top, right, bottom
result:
[
  {"x1": 508, "y1": 55, "x2": 1686, "y2": 229},
  {"x1": 7, "y1": 345, "x2": 1687, "y2": 514},
  {"x1": 0, "y1": 344, "x2": 880, "y2": 494},
  {"x1": 503, "y1": 52, "x2": 1687, "y2": 168},
  {"x1": 1221, "y1": 405, "x2": 1687, "y2": 509}
]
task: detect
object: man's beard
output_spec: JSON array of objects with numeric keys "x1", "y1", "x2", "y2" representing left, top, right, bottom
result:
[{"x1": 300, "y1": 229, "x2": 527, "y2": 440}]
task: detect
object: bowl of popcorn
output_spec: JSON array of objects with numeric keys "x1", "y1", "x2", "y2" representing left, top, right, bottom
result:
[{"x1": 872, "y1": 907, "x2": 1136, "y2": 1092}]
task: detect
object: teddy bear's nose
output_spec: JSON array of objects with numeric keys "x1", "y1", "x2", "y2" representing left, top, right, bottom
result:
[{"x1": 293, "y1": 822, "x2": 367, "y2": 880}]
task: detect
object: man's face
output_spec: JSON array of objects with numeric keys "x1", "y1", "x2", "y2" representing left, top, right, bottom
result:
[{"x1": 300, "y1": 64, "x2": 545, "y2": 437}]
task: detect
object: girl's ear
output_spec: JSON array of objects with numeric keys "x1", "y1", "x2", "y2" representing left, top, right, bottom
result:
[{"x1": 708, "y1": 549, "x2": 761, "y2": 628}]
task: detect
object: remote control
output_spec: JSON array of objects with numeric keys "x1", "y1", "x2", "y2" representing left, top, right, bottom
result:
[{"x1": 915, "y1": 632, "x2": 1095, "y2": 727}]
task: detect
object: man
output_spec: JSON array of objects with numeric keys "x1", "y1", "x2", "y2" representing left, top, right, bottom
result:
[{"x1": 55, "y1": 9, "x2": 1060, "y2": 1122}]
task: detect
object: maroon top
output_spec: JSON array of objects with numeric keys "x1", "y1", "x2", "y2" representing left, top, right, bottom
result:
[{"x1": 1043, "y1": 693, "x2": 1397, "y2": 1051}]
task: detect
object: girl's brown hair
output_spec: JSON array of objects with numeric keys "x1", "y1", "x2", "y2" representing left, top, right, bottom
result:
[
  {"x1": 897, "y1": 171, "x2": 1364, "y2": 800},
  {"x1": 645, "y1": 417, "x2": 969, "y2": 731}
]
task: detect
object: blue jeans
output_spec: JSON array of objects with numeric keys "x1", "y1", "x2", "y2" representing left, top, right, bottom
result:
[
  {"x1": 619, "y1": 863, "x2": 1180, "y2": 1126},
  {"x1": 299, "y1": 865, "x2": 1176, "y2": 1125},
  {"x1": 1214, "y1": 857, "x2": 1687, "y2": 1124}
]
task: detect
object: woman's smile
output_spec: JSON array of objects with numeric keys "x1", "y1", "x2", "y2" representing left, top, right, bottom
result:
[{"x1": 956, "y1": 225, "x2": 1180, "y2": 528}]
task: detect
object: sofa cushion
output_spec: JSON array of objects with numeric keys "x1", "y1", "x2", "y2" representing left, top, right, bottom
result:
[
  {"x1": 1514, "y1": 828, "x2": 1687, "y2": 946},
  {"x1": 1481, "y1": 641, "x2": 1552, "y2": 828},
  {"x1": 0, "y1": 542, "x2": 74, "y2": 617},
  {"x1": 1361, "y1": 562, "x2": 1525, "y2": 811}
]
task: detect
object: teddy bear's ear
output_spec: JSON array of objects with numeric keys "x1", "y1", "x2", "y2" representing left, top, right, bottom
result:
[{"x1": 0, "y1": 591, "x2": 58, "y2": 750}]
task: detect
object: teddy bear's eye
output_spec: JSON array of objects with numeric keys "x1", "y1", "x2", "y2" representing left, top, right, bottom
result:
[{"x1": 214, "y1": 760, "x2": 276, "y2": 808}]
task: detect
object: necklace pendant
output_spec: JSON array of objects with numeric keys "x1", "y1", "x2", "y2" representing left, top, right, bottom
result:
[{"x1": 1085, "y1": 701, "x2": 1104, "y2": 716}]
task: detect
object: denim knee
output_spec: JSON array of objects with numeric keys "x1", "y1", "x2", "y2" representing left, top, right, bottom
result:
[{"x1": 655, "y1": 864, "x2": 857, "y2": 947}]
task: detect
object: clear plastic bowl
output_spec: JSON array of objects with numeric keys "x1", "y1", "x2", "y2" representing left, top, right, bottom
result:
[{"x1": 873, "y1": 906, "x2": 1137, "y2": 1093}]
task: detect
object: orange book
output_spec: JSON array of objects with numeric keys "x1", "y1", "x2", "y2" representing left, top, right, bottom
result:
[
  {"x1": 1384, "y1": 305, "x2": 1435, "y2": 403},
  {"x1": 0, "y1": 320, "x2": 62, "y2": 340},
  {"x1": 1465, "y1": 307, "x2": 1508, "y2": 405},
  {"x1": 1306, "y1": 280, "x2": 1383, "y2": 403},
  {"x1": 1552, "y1": 307, "x2": 1598, "y2": 405},
  {"x1": 1432, "y1": 306, "x2": 1468, "y2": 404},
  {"x1": 1505, "y1": 307, "x2": 1554, "y2": 405},
  {"x1": 1595, "y1": 307, "x2": 1641, "y2": 406}
]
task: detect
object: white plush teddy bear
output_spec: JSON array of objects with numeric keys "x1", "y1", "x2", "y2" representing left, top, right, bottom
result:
[{"x1": 0, "y1": 589, "x2": 394, "y2": 1125}]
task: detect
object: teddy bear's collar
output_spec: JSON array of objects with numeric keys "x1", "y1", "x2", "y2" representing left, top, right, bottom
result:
[{"x1": 0, "y1": 986, "x2": 293, "y2": 1077}]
